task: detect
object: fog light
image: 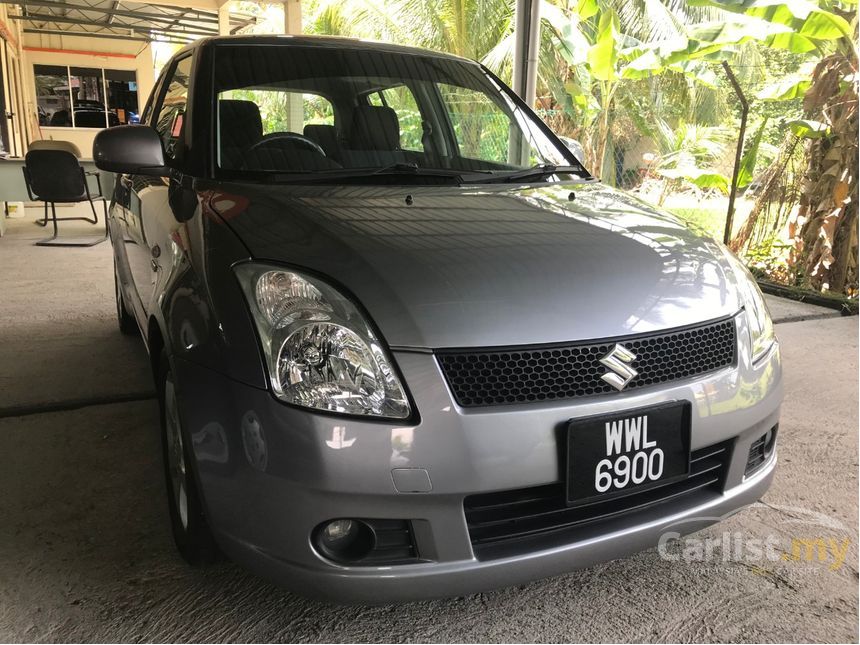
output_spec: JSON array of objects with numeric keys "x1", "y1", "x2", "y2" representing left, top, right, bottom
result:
[
  {"x1": 323, "y1": 519, "x2": 354, "y2": 541},
  {"x1": 315, "y1": 519, "x2": 374, "y2": 562}
]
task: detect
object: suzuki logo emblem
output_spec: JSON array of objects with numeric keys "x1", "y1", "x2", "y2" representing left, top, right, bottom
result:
[{"x1": 599, "y1": 344, "x2": 638, "y2": 391}]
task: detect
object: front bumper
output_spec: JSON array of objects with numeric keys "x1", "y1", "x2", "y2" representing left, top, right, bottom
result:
[{"x1": 174, "y1": 314, "x2": 782, "y2": 603}]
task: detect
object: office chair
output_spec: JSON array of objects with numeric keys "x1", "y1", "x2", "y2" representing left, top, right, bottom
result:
[{"x1": 22, "y1": 142, "x2": 108, "y2": 247}]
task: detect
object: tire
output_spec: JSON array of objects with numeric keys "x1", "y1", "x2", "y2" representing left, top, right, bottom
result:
[
  {"x1": 114, "y1": 260, "x2": 138, "y2": 336},
  {"x1": 158, "y1": 351, "x2": 220, "y2": 566}
]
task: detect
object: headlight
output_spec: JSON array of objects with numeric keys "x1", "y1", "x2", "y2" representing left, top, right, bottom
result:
[
  {"x1": 724, "y1": 249, "x2": 776, "y2": 363},
  {"x1": 235, "y1": 264, "x2": 411, "y2": 419}
]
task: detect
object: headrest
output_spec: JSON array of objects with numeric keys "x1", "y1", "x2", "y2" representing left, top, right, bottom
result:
[
  {"x1": 29, "y1": 139, "x2": 82, "y2": 158},
  {"x1": 350, "y1": 105, "x2": 400, "y2": 151},
  {"x1": 303, "y1": 124, "x2": 339, "y2": 149},
  {"x1": 218, "y1": 99, "x2": 263, "y2": 167}
]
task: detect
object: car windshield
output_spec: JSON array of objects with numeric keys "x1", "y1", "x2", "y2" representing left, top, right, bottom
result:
[{"x1": 213, "y1": 43, "x2": 587, "y2": 184}]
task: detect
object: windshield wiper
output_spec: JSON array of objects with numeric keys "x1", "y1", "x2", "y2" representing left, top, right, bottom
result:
[
  {"x1": 267, "y1": 163, "x2": 487, "y2": 184},
  {"x1": 475, "y1": 164, "x2": 591, "y2": 184}
]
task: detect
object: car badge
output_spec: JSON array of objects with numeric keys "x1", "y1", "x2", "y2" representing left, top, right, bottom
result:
[{"x1": 599, "y1": 344, "x2": 638, "y2": 391}]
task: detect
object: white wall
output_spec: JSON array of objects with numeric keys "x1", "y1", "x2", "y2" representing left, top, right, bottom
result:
[
  {"x1": 20, "y1": 34, "x2": 156, "y2": 158},
  {"x1": 0, "y1": 4, "x2": 27, "y2": 156}
]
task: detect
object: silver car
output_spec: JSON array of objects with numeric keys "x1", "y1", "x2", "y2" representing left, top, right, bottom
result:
[{"x1": 94, "y1": 35, "x2": 782, "y2": 603}]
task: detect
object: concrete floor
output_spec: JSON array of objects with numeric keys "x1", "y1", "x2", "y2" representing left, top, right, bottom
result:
[{"x1": 0, "y1": 210, "x2": 857, "y2": 642}]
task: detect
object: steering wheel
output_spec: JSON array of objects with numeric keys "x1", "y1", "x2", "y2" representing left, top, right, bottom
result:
[{"x1": 245, "y1": 132, "x2": 326, "y2": 157}]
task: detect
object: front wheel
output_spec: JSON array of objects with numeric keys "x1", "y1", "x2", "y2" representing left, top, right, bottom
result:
[{"x1": 158, "y1": 351, "x2": 220, "y2": 565}]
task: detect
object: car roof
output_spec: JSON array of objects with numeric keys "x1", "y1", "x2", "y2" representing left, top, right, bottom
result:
[{"x1": 174, "y1": 34, "x2": 477, "y2": 66}]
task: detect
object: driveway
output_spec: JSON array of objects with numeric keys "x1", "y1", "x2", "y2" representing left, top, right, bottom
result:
[{"x1": 0, "y1": 212, "x2": 856, "y2": 642}]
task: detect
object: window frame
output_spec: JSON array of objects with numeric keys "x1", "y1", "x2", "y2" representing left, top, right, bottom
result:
[
  {"x1": 33, "y1": 63, "x2": 139, "y2": 130},
  {"x1": 151, "y1": 53, "x2": 193, "y2": 168}
]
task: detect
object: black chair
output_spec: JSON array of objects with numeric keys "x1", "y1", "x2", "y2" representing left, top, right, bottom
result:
[
  {"x1": 27, "y1": 141, "x2": 96, "y2": 228},
  {"x1": 22, "y1": 145, "x2": 108, "y2": 247}
]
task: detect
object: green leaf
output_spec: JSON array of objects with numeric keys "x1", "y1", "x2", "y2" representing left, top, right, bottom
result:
[
  {"x1": 659, "y1": 167, "x2": 730, "y2": 192},
  {"x1": 587, "y1": 10, "x2": 620, "y2": 81},
  {"x1": 577, "y1": 0, "x2": 599, "y2": 20},
  {"x1": 620, "y1": 49, "x2": 664, "y2": 79},
  {"x1": 762, "y1": 31, "x2": 818, "y2": 52},
  {"x1": 684, "y1": 17, "x2": 793, "y2": 59},
  {"x1": 667, "y1": 60, "x2": 720, "y2": 88},
  {"x1": 738, "y1": 118, "x2": 768, "y2": 188},
  {"x1": 687, "y1": 0, "x2": 851, "y2": 41},
  {"x1": 797, "y1": 10, "x2": 851, "y2": 39},
  {"x1": 563, "y1": 80, "x2": 596, "y2": 111},
  {"x1": 787, "y1": 119, "x2": 830, "y2": 138},
  {"x1": 756, "y1": 77, "x2": 812, "y2": 100},
  {"x1": 690, "y1": 172, "x2": 731, "y2": 192}
]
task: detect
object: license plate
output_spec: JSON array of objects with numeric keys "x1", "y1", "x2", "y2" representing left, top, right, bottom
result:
[{"x1": 566, "y1": 401, "x2": 691, "y2": 506}]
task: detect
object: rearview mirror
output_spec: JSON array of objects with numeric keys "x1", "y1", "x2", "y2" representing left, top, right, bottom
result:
[{"x1": 93, "y1": 125, "x2": 167, "y2": 176}]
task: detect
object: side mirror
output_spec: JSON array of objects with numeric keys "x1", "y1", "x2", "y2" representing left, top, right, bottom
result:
[
  {"x1": 558, "y1": 136, "x2": 584, "y2": 163},
  {"x1": 93, "y1": 125, "x2": 167, "y2": 175}
]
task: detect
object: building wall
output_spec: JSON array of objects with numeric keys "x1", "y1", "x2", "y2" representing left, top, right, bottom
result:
[
  {"x1": 0, "y1": 4, "x2": 27, "y2": 156},
  {"x1": 20, "y1": 33, "x2": 155, "y2": 158}
]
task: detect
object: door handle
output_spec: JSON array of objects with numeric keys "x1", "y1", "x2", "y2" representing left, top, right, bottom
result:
[{"x1": 151, "y1": 259, "x2": 159, "y2": 272}]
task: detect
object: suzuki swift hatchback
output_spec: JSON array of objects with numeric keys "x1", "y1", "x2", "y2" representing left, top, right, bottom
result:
[{"x1": 94, "y1": 35, "x2": 782, "y2": 603}]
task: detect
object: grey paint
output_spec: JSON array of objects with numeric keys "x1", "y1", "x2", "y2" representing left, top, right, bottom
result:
[
  {"x1": 0, "y1": 253, "x2": 852, "y2": 643},
  {"x1": 101, "y1": 37, "x2": 783, "y2": 603},
  {"x1": 169, "y1": 316, "x2": 781, "y2": 602},
  {"x1": 215, "y1": 180, "x2": 742, "y2": 349}
]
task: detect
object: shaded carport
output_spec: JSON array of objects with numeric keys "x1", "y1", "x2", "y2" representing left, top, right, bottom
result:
[
  {"x1": 0, "y1": 1, "x2": 856, "y2": 641},
  {"x1": 0, "y1": 0, "x2": 542, "y2": 205},
  {"x1": 0, "y1": 0, "x2": 543, "y2": 159}
]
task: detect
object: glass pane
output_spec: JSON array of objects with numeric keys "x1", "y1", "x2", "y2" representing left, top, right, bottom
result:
[
  {"x1": 69, "y1": 66, "x2": 106, "y2": 128},
  {"x1": 377, "y1": 85, "x2": 424, "y2": 152},
  {"x1": 438, "y1": 83, "x2": 512, "y2": 164},
  {"x1": 218, "y1": 89, "x2": 334, "y2": 135},
  {"x1": 34, "y1": 64, "x2": 72, "y2": 128},
  {"x1": 212, "y1": 45, "x2": 570, "y2": 177},
  {"x1": 105, "y1": 69, "x2": 139, "y2": 126},
  {"x1": 154, "y1": 56, "x2": 192, "y2": 161}
]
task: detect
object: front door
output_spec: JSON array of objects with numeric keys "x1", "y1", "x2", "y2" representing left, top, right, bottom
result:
[{"x1": 120, "y1": 54, "x2": 192, "y2": 322}]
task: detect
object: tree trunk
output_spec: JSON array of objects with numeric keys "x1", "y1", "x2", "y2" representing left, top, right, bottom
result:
[{"x1": 793, "y1": 52, "x2": 859, "y2": 294}]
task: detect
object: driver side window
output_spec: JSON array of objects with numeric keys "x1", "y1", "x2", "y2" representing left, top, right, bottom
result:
[{"x1": 153, "y1": 56, "x2": 192, "y2": 163}]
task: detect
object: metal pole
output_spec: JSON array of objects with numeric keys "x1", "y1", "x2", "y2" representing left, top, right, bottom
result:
[
  {"x1": 511, "y1": 0, "x2": 541, "y2": 165},
  {"x1": 512, "y1": 0, "x2": 541, "y2": 107},
  {"x1": 0, "y1": 0, "x2": 222, "y2": 25},
  {"x1": 23, "y1": 28, "x2": 193, "y2": 45},
  {"x1": 722, "y1": 61, "x2": 749, "y2": 246},
  {"x1": 8, "y1": 12, "x2": 218, "y2": 36}
]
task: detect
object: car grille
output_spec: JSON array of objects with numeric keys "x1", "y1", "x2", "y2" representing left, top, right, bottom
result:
[
  {"x1": 437, "y1": 316, "x2": 737, "y2": 407},
  {"x1": 464, "y1": 442, "x2": 732, "y2": 561}
]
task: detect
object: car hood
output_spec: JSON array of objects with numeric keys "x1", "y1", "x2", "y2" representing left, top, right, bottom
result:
[{"x1": 208, "y1": 181, "x2": 741, "y2": 349}]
